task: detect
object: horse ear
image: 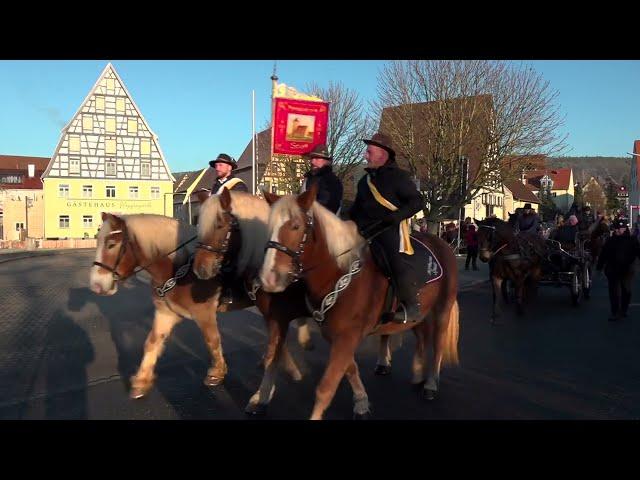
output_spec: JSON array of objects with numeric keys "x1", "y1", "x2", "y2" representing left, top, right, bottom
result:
[
  {"x1": 104, "y1": 213, "x2": 124, "y2": 229},
  {"x1": 195, "y1": 189, "x2": 210, "y2": 205},
  {"x1": 219, "y1": 187, "x2": 232, "y2": 211},
  {"x1": 263, "y1": 190, "x2": 280, "y2": 205},
  {"x1": 297, "y1": 181, "x2": 318, "y2": 211}
]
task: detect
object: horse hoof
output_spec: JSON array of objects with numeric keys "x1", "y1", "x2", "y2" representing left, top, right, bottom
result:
[
  {"x1": 245, "y1": 403, "x2": 268, "y2": 417},
  {"x1": 422, "y1": 388, "x2": 437, "y2": 401},
  {"x1": 130, "y1": 387, "x2": 148, "y2": 400},
  {"x1": 353, "y1": 411, "x2": 372, "y2": 420},
  {"x1": 374, "y1": 364, "x2": 392, "y2": 376},
  {"x1": 204, "y1": 375, "x2": 224, "y2": 387}
]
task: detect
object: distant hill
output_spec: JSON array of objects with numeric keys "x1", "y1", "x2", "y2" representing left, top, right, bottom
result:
[{"x1": 547, "y1": 156, "x2": 631, "y2": 186}]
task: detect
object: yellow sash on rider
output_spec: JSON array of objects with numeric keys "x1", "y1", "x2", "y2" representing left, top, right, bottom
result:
[
  {"x1": 215, "y1": 177, "x2": 244, "y2": 194},
  {"x1": 366, "y1": 175, "x2": 414, "y2": 255}
]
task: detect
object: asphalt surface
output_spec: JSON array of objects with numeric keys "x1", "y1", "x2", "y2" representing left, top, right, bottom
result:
[{"x1": 0, "y1": 251, "x2": 638, "y2": 420}]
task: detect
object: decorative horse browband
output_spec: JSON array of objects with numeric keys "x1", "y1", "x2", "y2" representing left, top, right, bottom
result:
[{"x1": 264, "y1": 212, "x2": 314, "y2": 283}]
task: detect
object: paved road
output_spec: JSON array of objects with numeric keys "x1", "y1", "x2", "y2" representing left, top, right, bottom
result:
[{"x1": 1, "y1": 251, "x2": 638, "y2": 420}]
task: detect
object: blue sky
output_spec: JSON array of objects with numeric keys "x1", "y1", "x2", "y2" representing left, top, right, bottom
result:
[{"x1": 0, "y1": 60, "x2": 639, "y2": 173}]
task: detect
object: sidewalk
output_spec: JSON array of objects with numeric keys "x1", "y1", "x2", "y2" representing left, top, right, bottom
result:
[{"x1": 456, "y1": 254, "x2": 489, "y2": 291}]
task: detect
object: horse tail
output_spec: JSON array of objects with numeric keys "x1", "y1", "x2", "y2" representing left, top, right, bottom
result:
[{"x1": 442, "y1": 299, "x2": 459, "y2": 366}]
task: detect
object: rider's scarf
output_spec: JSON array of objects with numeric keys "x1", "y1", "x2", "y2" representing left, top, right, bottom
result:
[
  {"x1": 366, "y1": 175, "x2": 414, "y2": 255},
  {"x1": 215, "y1": 177, "x2": 244, "y2": 194}
]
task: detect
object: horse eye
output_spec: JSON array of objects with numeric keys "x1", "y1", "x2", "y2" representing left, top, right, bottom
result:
[
  {"x1": 107, "y1": 243, "x2": 116, "y2": 250},
  {"x1": 292, "y1": 224, "x2": 300, "y2": 231}
]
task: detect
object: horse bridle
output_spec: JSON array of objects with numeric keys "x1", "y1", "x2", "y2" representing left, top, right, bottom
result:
[
  {"x1": 264, "y1": 212, "x2": 314, "y2": 283},
  {"x1": 195, "y1": 211, "x2": 240, "y2": 273},
  {"x1": 92, "y1": 228, "x2": 139, "y2": 282},
  {"x1": 478, "y1": 224, "x2": 510, "y2": 258}
]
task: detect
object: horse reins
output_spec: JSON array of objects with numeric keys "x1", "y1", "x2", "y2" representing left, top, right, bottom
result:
[{"x1": 93, "y1": 227, "x2": 198, "y2": 283}]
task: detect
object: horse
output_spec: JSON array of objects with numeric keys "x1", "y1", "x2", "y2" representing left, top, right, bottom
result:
[
  {"x1": 585, "y1": 216, "x2": 610, "y2": 264},
  {"x1": 258, "y1": 184, "x2": 459, "y2": 420},
  {"x1": 191, "y1": 188, "x2": 316, "y2": 415},
  {"x1": 88, "y1": 211, "x2": 306, "y2": 401},
  {"x1": 475, "y1": 216, "x2": 546, "y2": 323}
]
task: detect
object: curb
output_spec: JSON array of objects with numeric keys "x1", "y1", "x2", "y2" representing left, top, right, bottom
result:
[{"x1": 0, "y1": 248, "x2": 95, "y2": 265}]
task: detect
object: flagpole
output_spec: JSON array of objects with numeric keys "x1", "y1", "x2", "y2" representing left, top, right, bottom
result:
[
  {"x1": 269, "y1": 62, "x2": 278, "y2": 195},
  {"x1": 252, "y1": 89, "x2": 256, "y2": 195}
]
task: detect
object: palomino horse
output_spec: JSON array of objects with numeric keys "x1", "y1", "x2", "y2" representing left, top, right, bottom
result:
[
  {"x1": 259, "y1": 185, "x2": 459, "y2": 420},
  {"x1": 191, "y1": 188, "x2": 315, "y2": 415},
  {"x1": 88, "y1": 211, "x2": 304, "y2": 400},
  {"x1": 476, "y1": 217, "x2": 546, "y2": 323}
]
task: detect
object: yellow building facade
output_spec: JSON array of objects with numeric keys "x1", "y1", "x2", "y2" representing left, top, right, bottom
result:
[{"x1": 42, "y1": 63, "x2": 174, "y2": 239}]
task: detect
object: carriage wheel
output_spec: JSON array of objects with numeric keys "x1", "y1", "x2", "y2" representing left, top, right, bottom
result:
[{"x1": 570, "y1": 265, "x2": 582, "y2": 306}]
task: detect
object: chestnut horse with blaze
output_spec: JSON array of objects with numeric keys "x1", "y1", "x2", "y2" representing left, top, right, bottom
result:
[{"x1": 260, "y1": 184, "x2": 459, "y2": 420}]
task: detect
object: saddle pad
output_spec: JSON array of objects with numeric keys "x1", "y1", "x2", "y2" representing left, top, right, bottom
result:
[{"x1": 408, "y1": 234, "x2": 443, "y2": 286}]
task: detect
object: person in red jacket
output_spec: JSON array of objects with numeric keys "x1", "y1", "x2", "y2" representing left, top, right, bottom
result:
[{"x1": 465, "y1": 223, "x2": 479, "y2": 271}]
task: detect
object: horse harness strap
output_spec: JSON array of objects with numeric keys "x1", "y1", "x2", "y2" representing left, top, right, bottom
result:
[
  {"x1": 264, "y1": 212, "x2": 314, "y2": 283},
  {"x1": 305, "y1": 259, "x2": 362, "y2": 324},
  {"x1": 154, "y1": 254, "x2": 195, "y2": 298}
]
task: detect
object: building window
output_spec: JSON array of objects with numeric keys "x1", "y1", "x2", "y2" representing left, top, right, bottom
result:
[
  {"x1": 106, "y1": 161, "x2": 116, "y2": 176},
  {"x1": 105, "y1": 117, "x2": 116, "y2": 134},
  {"x1": 82, "y1": 185, "x2": 93, "y2": 198},
  {"x1": 69, "y1": 157, "x2": 80, "y2": 175},
  {"x1": 106, "y1": 185, "x2": 116, "y2": 198},
  {"x1": 69, "y1": 135, "x2": 80, "y2": 153},
  {"x1": 95, "y1": 96, "x2": 105, "y2": 112},
  {"x1": 106, "y1": 78, "x2": 115, "y2": 92},
  {"x1": 105, "y1": 138, "x2": 116, "y2": 155},
  {"x1": 83, "y1": 216, "x2": 93, "y2": 228},
  {"x1": 82, "y1": 114, "x2": 93, "y2": 132},
  {"x1": 58, "y1": 184, "x2": 69, "y2": 198},
  {"x1": 141, "y1": 162, "x2": 151, "y2": 177},
  {"x1": 140, "y1": 138, "x2": 151, "y2": 156},
  {"x1": 151, "y1": 186, "x2": 160, "y2": 199},
  {"x1": 127, "y1": 118, "x2": 138, "y2": 134},
  {"x1": 116, "y1": 98, "x2": 125, "y2": 113},
  {"x1": 59, "y1": 215, "x2": 70, "y2": 229},
  {"x1": 129, "y1": 186, "x2": 139, "y2": 199},
  {"x1": 15, "y1": 222, "x2": 24, "y2": 231},
  {"x1": 552, "y1": 192, "x2": 557, "y2": 197}
]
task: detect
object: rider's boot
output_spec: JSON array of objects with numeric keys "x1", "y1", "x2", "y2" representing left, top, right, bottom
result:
[{"x1": 392, "y1": 276, "x2": 423, "y2": 323}]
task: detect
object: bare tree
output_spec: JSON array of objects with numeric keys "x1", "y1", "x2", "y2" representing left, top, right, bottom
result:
[
  {"x1": 372, "y1": 60, "x2": 568, "y2": 232},
  {"x1": 306, "y1": 81, "x2": 374, "y2": 182}
]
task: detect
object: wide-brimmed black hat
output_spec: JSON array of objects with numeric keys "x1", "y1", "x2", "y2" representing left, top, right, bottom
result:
[
  {"x1": 363, "y1": 132, "x2": 396, "y2": 157},
  {"x1": 523, "y1": 203, "x2": 533, "y2": 210},
  {"x1": 304, "y1": 144, "x2": 333, "y2": 161},
  {"x1": 209, "y1": 153, "x2": 237, "y2": 170}
]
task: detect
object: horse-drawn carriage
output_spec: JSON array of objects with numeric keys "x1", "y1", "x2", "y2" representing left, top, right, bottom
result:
[{"x1": 537, "y1": 231, "x2": 593, "y2": 306}]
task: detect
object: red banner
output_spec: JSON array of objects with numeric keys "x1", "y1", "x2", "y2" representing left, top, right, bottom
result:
[{"x1": 273, "y1": 98, "x2": 329, "y2": 155}]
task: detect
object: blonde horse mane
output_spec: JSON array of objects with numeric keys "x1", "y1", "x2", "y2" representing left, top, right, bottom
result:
[
  {"x1": 98, "y1": 214, "x2": 197, "y2": 266},
  {"x1": 198, "y1": 191, "x2": 271, "y2": 273},
  {"x1": 269, "y1": 195, "x2": 366, "y2": 272}
]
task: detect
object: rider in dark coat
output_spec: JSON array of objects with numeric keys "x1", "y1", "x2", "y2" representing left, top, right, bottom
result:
[
  {"x1": 349, "y1": 132, "x2": 423, "y2": 323},
  {"x1": 210, "y1": 153, "x2": 248, "y2": 194},
  {"x1": 516, "y1": 203, "x2": 541, "y2": 234},
  {"x1": 300, "y1": 144, "x2": 343, "y2": 215}
]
